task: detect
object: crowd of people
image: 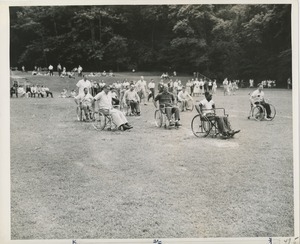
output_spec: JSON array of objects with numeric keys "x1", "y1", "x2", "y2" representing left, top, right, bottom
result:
[
  {"x1": 10, "y1": 81, "x2": 53, "y2": 98},
  {"x1": 11, "y1": 68, "x2": 282, "y2": 137}
]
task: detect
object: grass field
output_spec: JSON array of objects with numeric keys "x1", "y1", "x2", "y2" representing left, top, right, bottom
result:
[{"x1": 10, "y1": 71, "x2": 294, "y2": 239}]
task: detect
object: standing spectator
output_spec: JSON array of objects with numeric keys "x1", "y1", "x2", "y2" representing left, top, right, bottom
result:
[
  {"x1": 208, "y1": 80, "x2": 213, "y2": 91},
  {"x1": 148, "y1": 79, "x2": 155, "y2": 102},
  {"x1": 57, "y1": 63, "x2": 62, "y2": 76},
  {"x1": 223, "y1": 78, "x2": 229, "y2": 96},
  {"x1": 231, "y1": 81, "x2": 238, "y2": 95},
  {"x1": 135, "y1": 76, "x2": 148, "y2": 105},
  {"x1": 173, "y1": 79, "x2": 178, "y2": 95},
  {"x1": 249, "y1": 79, "x2": 254, "y2": 88},
  {"x1": 91, "y1": 81, "x2": 98, "y2": 96},
  {"x1": 76, "y1": 75, "x2": 92, "y2": 95},
  {"x1": 287, "y1": 78, "x2": 292, "y2": 89},
  {"x1": 158, "y1": 80, "x2": 165, "y2": 93},
  {"x1": 48, "y1": 64, "x2": 54, "y2": 76},
  {"x1": 193, "y1": 78, "x2": 201, "y2": 96},
  {"x1": 78, "y1": 65, "x2": 83, "y2": 77},
  {"x1": 203, "y1": 79, "x2": 208, "y2": 92},
  {"x1": 190, "y1": 78, "x2": 195, "y2": 96},
  {"x1": 199, "y1": 79, "x2": 204, "y2": 95},
  {"x1": 22, "y1": 65, "x2": 25, "y2": 72},
  {"x1": 186, "y1": 80, "x2": 192, "y2": 95},
  {"x1": 212, "y1": 79, "x2": 217, "y2": 94}
]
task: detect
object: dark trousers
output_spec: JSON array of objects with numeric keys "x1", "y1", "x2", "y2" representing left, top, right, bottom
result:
[
  {"x1": 261, "y1": 102, "x2": 271, "y2": 117},
  {"x1": 165, "y1": 106, "x2": 180, "y2": 121},
  {"x1": 10, "y1": 88, "x2": 18, "y2": 97},
  {"x1": 129, "y1": 100, "x2": 140, "y2": 114},
  {"x1": 148, "y1": 88, "x2": 155, "y2": 101},
  {"x1": 46, "y1": 91, "x2": 53, "y2": 98}
]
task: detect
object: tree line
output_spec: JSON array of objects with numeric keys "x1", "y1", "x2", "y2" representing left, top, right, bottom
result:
[{"x1": 10, "y1": 4, "x2": 291, "y2": 86}]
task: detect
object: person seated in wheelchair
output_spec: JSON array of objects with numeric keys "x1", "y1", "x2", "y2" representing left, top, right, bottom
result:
[
  {"x1": 153, "y1": 85, "x2": 181, "y2": 127},
  {"x1": 94, "y1": 85, "x2": 133, "y2": 131},
  {"x1": 124, "y1": 84, "x2": 141, "y2": 116},
  {"x1": 195, "y1": 91, "x2": 240, "y2": 137},
  {"x1": 74, "y1": 87, "x2": 95, "y2": 121},
  {"x1": 177, "y1": 86, "x2": 193, "y2": 111},
  {"x1": 250, "y1": 84, "x2": 272, "y2": 120}
]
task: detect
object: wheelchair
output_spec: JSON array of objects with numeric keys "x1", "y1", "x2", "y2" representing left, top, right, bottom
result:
[
  {"x1": 154, "y1": 104, "x2": 179, "y2": 129},
  {"x1": 92, "y1": 105, "x2": 120, "y2": 131},
  {"x1": 76, "y1": 105, "x2": 94, "y2": 122},
  {"x1": 191, "y1": 108, "x2": 228, "y2": 138},
  {"x1": 247, "y1": 99, "x2": 276, "y2": 121},
  {"x1": 178, "y1": 98, "x2": 194, "y2": 112}
]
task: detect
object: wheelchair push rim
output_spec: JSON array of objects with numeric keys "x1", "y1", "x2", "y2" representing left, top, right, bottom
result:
[
  {"x1": 268, "y1": 104, "x2": 276, "y2": 121},
  {"x1": 191, "y1": 114, "x2": 211, "y2": 137},
  {"x1": 92, "y1": 112, "x2": 107, "y2": 130},
  {"x1": 252, "y1": 105, "x2": 265, "y2": 121},
  {"x1": 154, "y1": 110, "x2": 163, "y2": 127}
]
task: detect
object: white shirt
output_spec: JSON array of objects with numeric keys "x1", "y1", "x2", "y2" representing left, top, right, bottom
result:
[
  {"x1": 136, "y1": 79, "x2": 147, "y2": 91},
  {"x1": 148, "y1": 82, "x2": 155, "y2": 89},
  {"x1": 76, "y1": 79, "x2": 91, "y2": 95},
  {"x1": 94, "y1": 91, "x2": 113, "y2": 110},
  {"x1": 124, "y1": 89, "x2": 140, "y2": 102},
  {"x1": 251, "y1": 89, "x2": 265, "y2": 103},
  {"x1": 200, "y1": 98, "x2": 215, "y2": 114},
  {"x1": 75, "y1": 93, "x2": 94, "y2": 106},
  {"x1": 178, "y1": 91, "x2": 191, "y2": 101}
]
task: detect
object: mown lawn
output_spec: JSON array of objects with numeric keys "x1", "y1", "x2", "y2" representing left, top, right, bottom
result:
[{"x1": 10, "y1": 71, "x2": 294, "y2": 239}]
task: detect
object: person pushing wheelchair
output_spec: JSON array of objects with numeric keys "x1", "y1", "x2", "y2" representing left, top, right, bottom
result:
[{"x1": 195, "y1": 91, "x2": 240, "y2": 138}]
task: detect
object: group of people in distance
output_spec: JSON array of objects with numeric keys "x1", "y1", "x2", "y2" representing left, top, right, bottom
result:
[
  {"x1": 11, "y1": 67, "x2": 276, "y2": 138},
  {"x1": 222, "y1": 78, "x2": 239, "y2": 96},
  {"x1": 10, "y1": 81, "x2": 53, "y2": 98}
]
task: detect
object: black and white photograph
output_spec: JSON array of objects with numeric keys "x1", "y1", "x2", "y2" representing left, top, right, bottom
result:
[{"x1": 0, "y1": 1, "x2": 299, "y2": 243}]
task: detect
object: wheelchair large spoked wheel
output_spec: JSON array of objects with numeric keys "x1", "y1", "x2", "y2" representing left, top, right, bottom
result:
[
  {"x1": 252, "y1": 105, "x2": 265, "y2": 121},
  {"x1": 268, "y1": 104, "x2": 276, "y2": 121},
  {"x1": 191, "y1": 114, "x2": 211, "y2": 137},
  {"x1": 92, "y1": 112, "x2": 107, "y2": 130},
  {"x1": 154, "y1": 110, "x2": 163, "y2": 127}
]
